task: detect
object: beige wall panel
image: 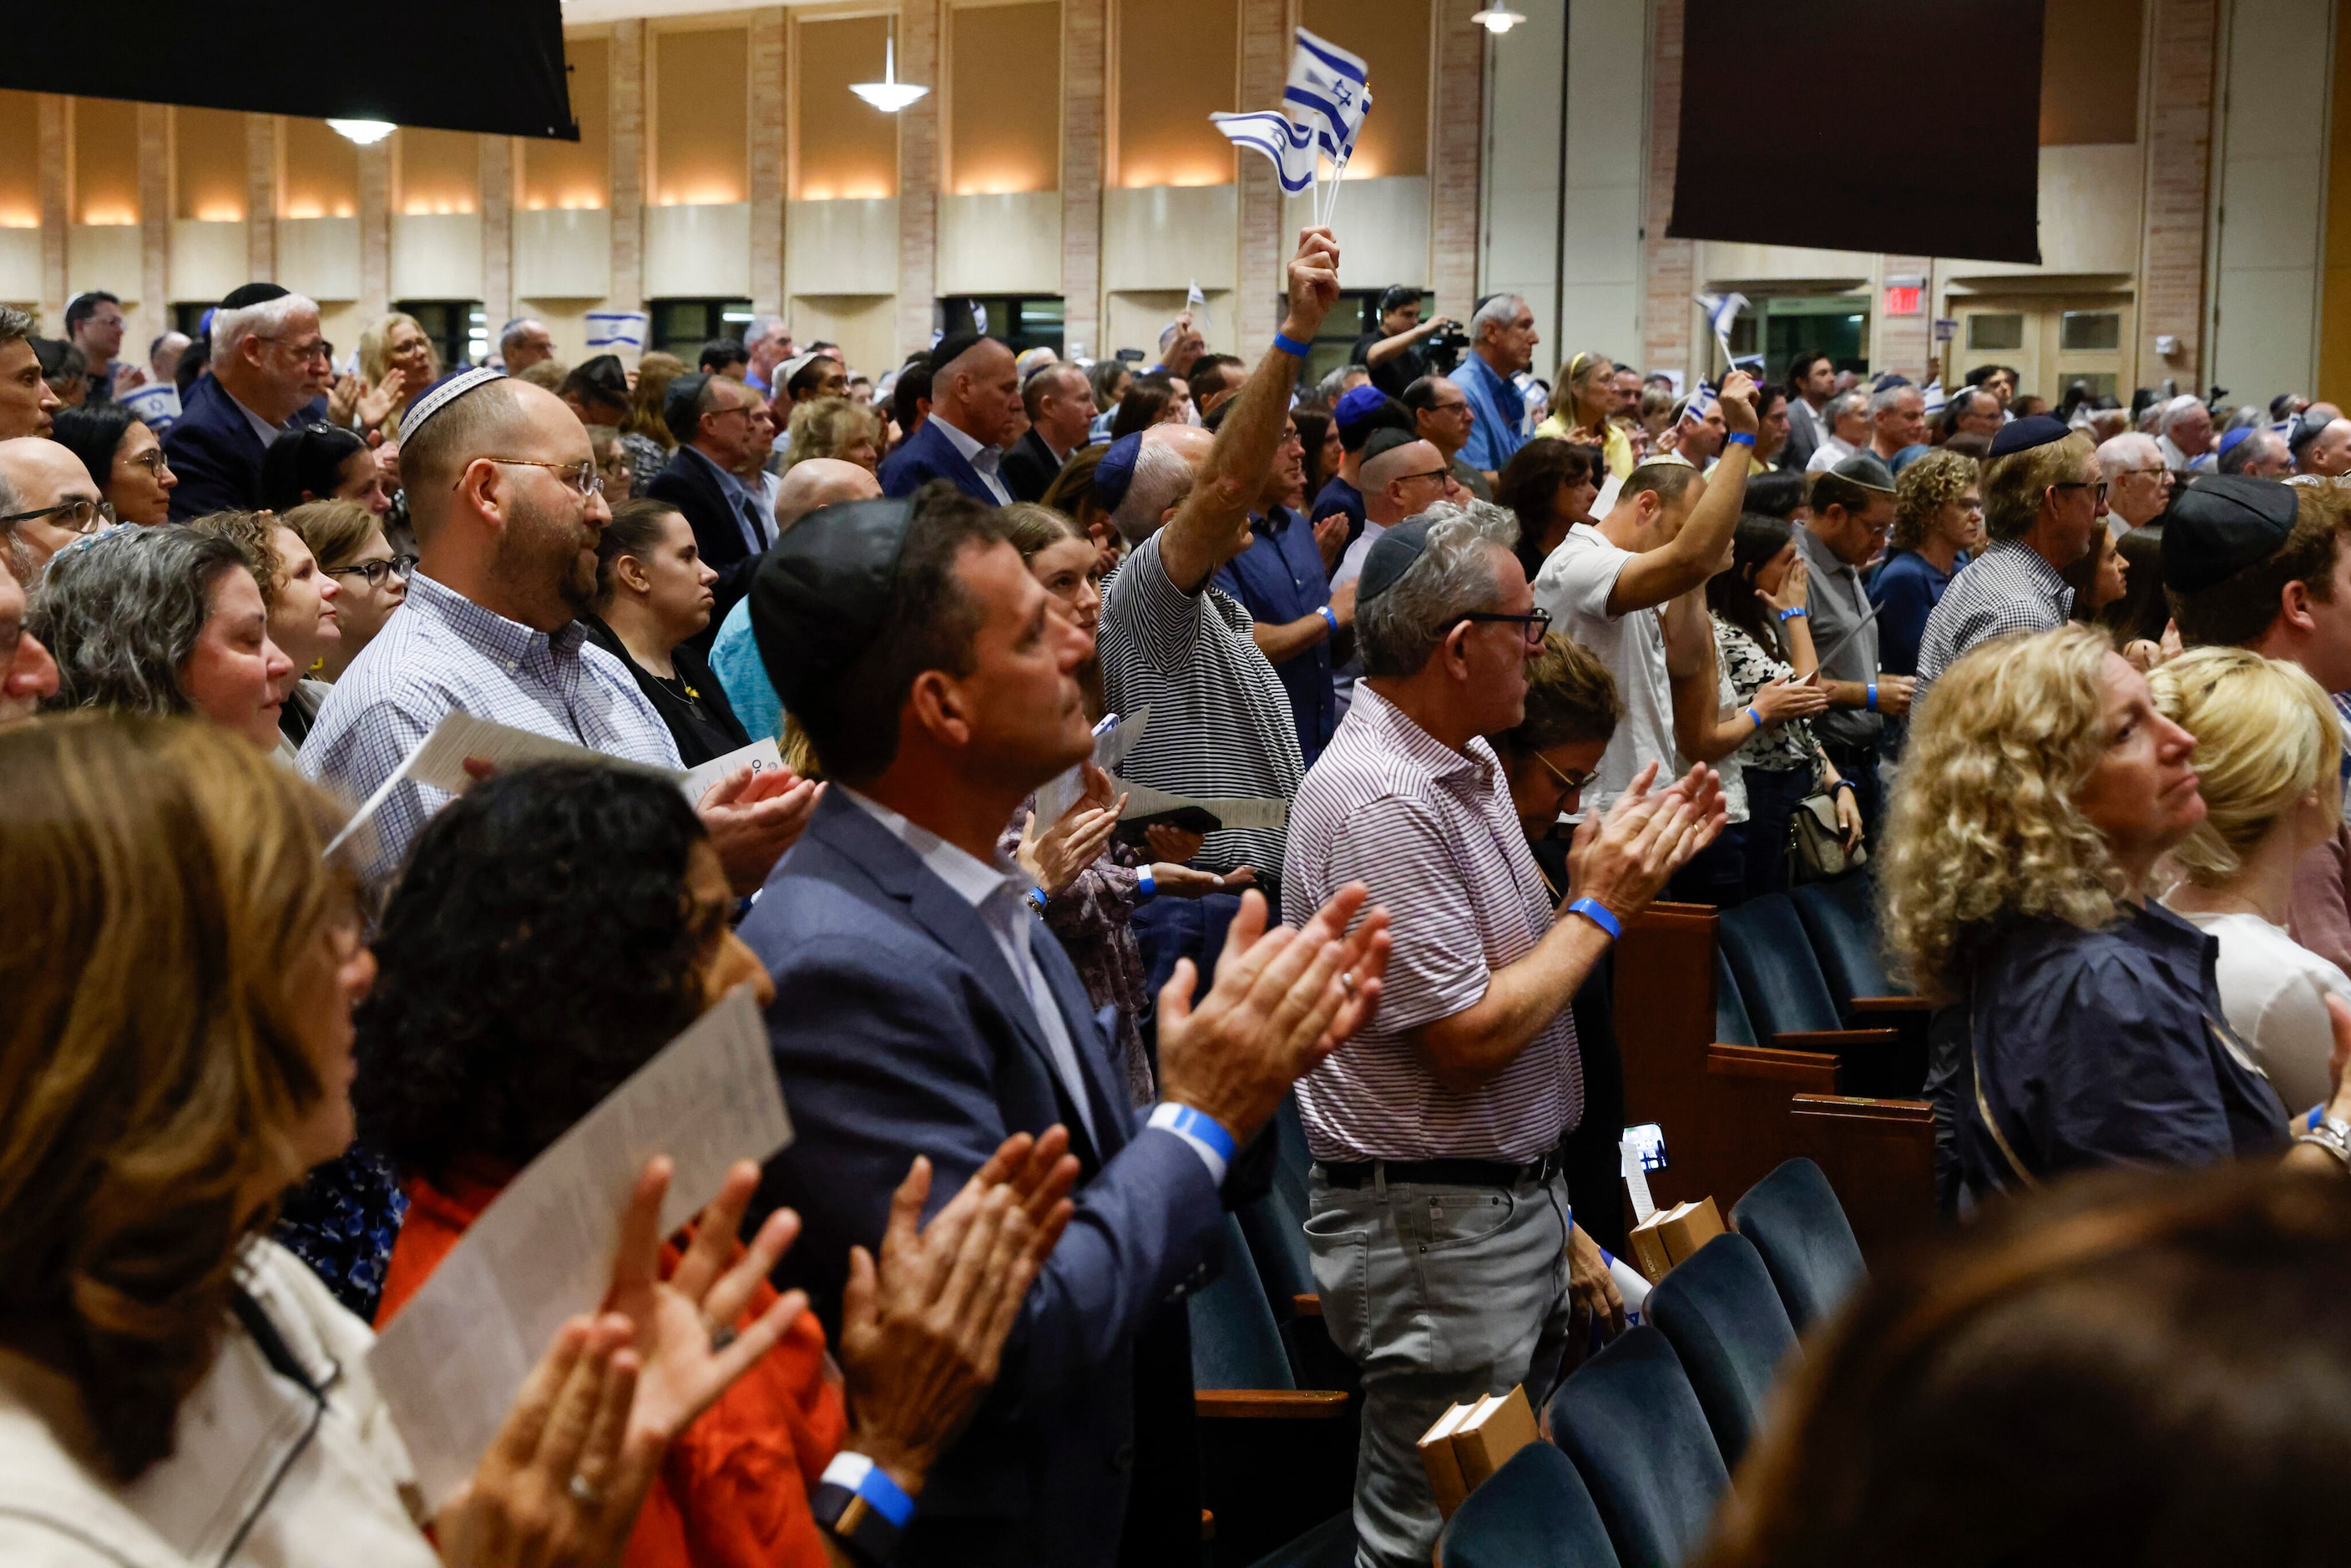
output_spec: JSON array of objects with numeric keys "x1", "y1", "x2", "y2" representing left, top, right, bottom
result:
[
  {"x1": 1103, "y1": 287, "x2": 1236, "y2": 358},
  {"x1": 169, "y1": 220, "x2": 249, "y2": 303},
  {"x1": 390, "y1": 213, "x2": 486, "y2": 300},
  {"x1": 516, "y1": 300, "x2": 599, "y2": 367},
  {"x1": 68, "y1": 225, "x2": 141, "y2": 300},
  {"x1": 0, "y1": 229, "x2": 40, "y2": 304},
  {"x1": 1280, "y1": 176, "x2": 1429, "y2": 287},
  {"x1": 789, "y1": 293, "x2": 897, "y2": 378},
  {"x1": 1101, "y1": 184, "x2": 1236, "y2": 291},
  {"x1": 786, "y1": 198, "x2": 899, "y2": 295},
  {"x1": 645, "y1": 201, "x2": 751, "y2": 296},
  {"x1": 938, "y1": 191, "x2": 1062, "y2": 294},
  {"x1": 280, "y1": 216, "x2": 362, "y2": 301},
  {"x1": 516, "y1": 207, "x2": 615, "y2": 299}
]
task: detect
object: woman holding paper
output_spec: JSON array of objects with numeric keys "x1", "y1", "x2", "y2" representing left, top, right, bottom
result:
[
  {"x1": 0, "y1": 716, "x2": 809, "y2": 1568},
  {"x1": 585, "y1": 497, "x2": 752, "y2": 769},
  {"x1": 358, "y1": 761, "x2": 1079, "y2": 1568}
]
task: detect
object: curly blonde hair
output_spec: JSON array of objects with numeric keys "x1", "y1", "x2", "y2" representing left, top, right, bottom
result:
[
  {"x1": 1890, "y1": 448, "x2": 1979, "y2": 551},
  {"x1": 2147, "y1": 646, "x2": 2342, "y2": 885},
  {"x1": 1880, "y1": 623, "x2": 2127, "y2": 1003},
  {"x1": 781, "y1": 396, "x2": 881, "y2": 471}
]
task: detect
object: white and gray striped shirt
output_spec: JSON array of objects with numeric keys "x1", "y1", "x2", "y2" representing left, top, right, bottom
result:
[
  {"x1": 1286, "y1": 685, "x2": 1583, "y2": 1163},
  {"x1": 1099, "y1": 530, "x2": 1304, "y2": 884}
]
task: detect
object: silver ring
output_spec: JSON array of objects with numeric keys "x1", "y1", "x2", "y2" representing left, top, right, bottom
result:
[
  {"x1": 1340, "y1": 971, "x2": 1358, "y2": 996},
  {"x1": 709, "y1": 1323, "x2": 737, "y2": 1353},
  {"x1": 567, "y1": 1474, "x2": 604, "y2": 1508}
]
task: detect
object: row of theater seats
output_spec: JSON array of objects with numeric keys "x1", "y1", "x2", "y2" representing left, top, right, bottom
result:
[
  {"x1": 1436, "y1": 1158, "x2": 1868, "y2": 1568},
  {"x1": 1615, "y1": 872, "x2": 1939, "y2": 1258}
]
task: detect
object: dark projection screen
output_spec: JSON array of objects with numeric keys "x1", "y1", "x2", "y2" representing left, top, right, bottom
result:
[
  {"x1": 1669, "y1": 0, "x2": 2044, "y2": 264},
  {"x1": 0, "y1": 2, "x2": 577, "y2": 141}
]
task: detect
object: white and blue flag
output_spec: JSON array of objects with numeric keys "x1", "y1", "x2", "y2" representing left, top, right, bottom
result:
[
  {"x1": 1683, "y1": 380, "x2": 1719, "y2": 423},
  {"x1": 1694, "y1": 291, "x2": 1747, "y2": 366},
  {"x1": 1209, "y1": 110, "x2": 1315, "y2": 195},
  {"x1": 1285, "y1": 28, "x2": 1372, "y2": 165}
]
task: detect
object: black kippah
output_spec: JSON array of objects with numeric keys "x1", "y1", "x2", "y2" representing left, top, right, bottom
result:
[
  {"x1": 750, "y1": 498, "x2": 920, "y2": 710},
  {"x1": 1358, "y1": 517, "x2": 1437, "y2": 601},
  {"x1": 1987, "y1": 413, "x2": 2070, "y2": 458},
  {"x1": 2161, "y1": 475, "x2": 2302, "y2": 594}
]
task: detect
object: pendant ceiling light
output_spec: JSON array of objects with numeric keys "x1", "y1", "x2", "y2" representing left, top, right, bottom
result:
[
  {"x1": 327, "y1": 119, "x2": 397, "y2": 144},
  {"x1": 1469, "y1": 7, "x2": 1529, "y2": 33},
  {"x1": 851, "y1": 25, "x2": 929, "y2": 113}
]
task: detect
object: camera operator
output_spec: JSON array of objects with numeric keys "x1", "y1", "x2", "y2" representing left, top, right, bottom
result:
[{"x1": 1352, "y1": 286, "x2": 1464, "y2": 399}]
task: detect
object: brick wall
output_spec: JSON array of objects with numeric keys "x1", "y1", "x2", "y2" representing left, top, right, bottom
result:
[
  {"x1": 1062, "y1": 0, "x2": 1106, "y2": 359},
  {"x1": 897, "y1": 0, "x2": 943, "y2": 358},
  {"x1": 2139, "y1": 0, "x2": 2217, "y2": 387},
  {"x1": 1642, "y1": 0, "x2": 1694, "y2": 380},
  {"x1": 1430, "y1": 0, "x2": 1484, "y2": 323}
]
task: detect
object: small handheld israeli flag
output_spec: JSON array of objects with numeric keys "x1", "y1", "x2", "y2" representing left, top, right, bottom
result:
[
  {"x1": 1682, "y1": 380, "x2": 1719, "y2": 423},
  {"x1": 1921, "y1": 379, "x2": 1947, "y2": 417},
  {"x1": 1210, "y1": 110, "x2": 1316, "y2": 196},
  {"x1": 1186, "y1": 277, "x2": 1212, "y2": 331},
  {"x1": 1284, "y1": 28, "x2": 1371, "y2": 164},
  {"x1": 1693, "y1": 291, "x2": 1747, "y2": 367}
]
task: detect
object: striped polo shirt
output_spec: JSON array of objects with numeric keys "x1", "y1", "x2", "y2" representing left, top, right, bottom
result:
[
  {"x1": 1099, "y1": 529, "x2": 1305, "y2": 884},
  {"x1": 1286, "y1": 685, "x2": 1583, "y2": 1163}
]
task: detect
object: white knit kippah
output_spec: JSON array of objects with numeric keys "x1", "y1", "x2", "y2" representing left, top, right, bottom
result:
[{"x1": 400, "y1": 366, "x2": 507, "y2": 442}]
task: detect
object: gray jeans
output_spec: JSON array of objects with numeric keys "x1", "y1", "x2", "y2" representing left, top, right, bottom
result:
[{"x1": 1304, "y1": 1168, "x2": 1575, "y2": 1568}]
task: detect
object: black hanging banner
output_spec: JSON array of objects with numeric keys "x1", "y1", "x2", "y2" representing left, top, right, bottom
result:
[
  {"x1": 1669, "y1": 0, "x2": 2044, "y2": 265},
  {"x1": 0, "y1": 1, "x2": 577, "y2": 142}
]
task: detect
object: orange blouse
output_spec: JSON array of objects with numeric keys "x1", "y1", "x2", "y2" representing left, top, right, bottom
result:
[{"x1": 377, "y1": 1161, "x2": 848, "y2": 1568}]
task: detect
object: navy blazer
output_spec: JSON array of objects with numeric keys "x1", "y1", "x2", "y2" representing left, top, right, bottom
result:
[
  {"x1": 999, "y1": 427, "x2": 1065, "y2": 503},
  {"x1": 644, "y1": 445, "x2": 763, "y2": 640},
  {"x1": 163, "y1": 375, "x2": 272, "y2": 520},
  {"x1": 879, "y1": 416, "x2": 1004, "y2": 505},
  {"x1": 743, "y1": 790, "x2": 1231, "y2": 1567}
]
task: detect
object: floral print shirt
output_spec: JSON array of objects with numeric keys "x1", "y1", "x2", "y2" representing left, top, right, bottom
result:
[{"x1": 1712, "y1": 615, "x2": 1828, "y2": 780}]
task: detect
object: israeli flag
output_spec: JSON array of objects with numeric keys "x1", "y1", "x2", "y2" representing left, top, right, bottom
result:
[
  {"x1": 1683, "y1": 381, "x2": 1718, "y2": 423},
  {"x1": 1284, "y1": 28, "x2": 1372, "y2": 164},
  {"x1": 1210, "y1": 111, "x2": 1316, "y2": 195},
  {"x1": 1921, "y1": 379, "x2": 1947, "y2": 417},
  {"x1": 1694, "y1": 291, "x2": 1747, "y2": 362},
  {"x1": 585, "y1": 311, "x2": 649, "y2": 353}
]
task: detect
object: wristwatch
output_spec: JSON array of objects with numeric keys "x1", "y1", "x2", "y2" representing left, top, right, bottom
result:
[{"x1": 2298, "y1": 1115, "x2": 2351, "y2": 1171}]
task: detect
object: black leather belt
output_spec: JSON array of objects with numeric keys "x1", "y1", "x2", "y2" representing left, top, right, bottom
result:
[{"x1": 1317, "y1": 1151, "x2": 1563, "y2": 1190}]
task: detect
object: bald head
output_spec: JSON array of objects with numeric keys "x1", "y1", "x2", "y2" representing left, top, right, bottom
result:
[
  {"x1": 776, "y1": 458, "x2": 882, "y2": 534},
  {"x1": 1360, "y1": 437, "x2": 1449, "y2": 526},
  {"x1": 398, "y1": 377, "x2": 544, "y2": 535},
  {"x1": 933, "y1": 337, "x2": 1023, "y2": 448},
  {"x1": 1109, "y1": 423, "x2": 1215, "y2": 545},
  {"x1": 0, "y1": 437, "x2": 104, "y2": 581}
]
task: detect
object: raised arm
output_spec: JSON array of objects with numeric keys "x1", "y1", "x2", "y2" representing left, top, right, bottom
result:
[
  {"x1": 1604, "y1": 371, "x2": 1758, "y2": 615},
  {"x1": 1156, "y1": 230, "x2": 1343, "y2": 592}
]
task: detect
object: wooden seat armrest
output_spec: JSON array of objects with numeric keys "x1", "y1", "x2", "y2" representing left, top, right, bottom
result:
[
  {"x1": 1292, "y1": 1293, "x2": 1322, "y2": 1318},
  {"x1": 1772, "y1": 1027, "x2": 1902, "y2": 1050},
  {"x1": 1195, "y1": 1389, "x2": 1351, "y2": 1419},
  {"x1": 1849, "y1": 995, "x2": 1930, "y2": 1015}
]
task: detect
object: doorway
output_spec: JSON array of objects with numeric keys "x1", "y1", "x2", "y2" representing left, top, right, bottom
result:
[{"x1": 1951, "y1": 293, "x2": 2134, "y2": 407}]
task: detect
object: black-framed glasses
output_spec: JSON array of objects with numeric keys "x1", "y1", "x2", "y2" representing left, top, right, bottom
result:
[
  {"x1": 0, "y1": 497, "x2": 114, "y2": 534},
  {"x1": 1534, "y1": 750, "x2": 1596, "y2": 797},
  {"x1": 328, "y1": 554, "x2": 417, "y2": 588},
  {"x1": 260, "y1": 336, "x2": 332, "y2": 364},
  {"x1": 473, "y1": 458, "x2": 604, "y2": 498},
  {"x1": 122, "y1": 447, "x2": 172, "y2": 477},
  {"x1": 1459, "y1": 608, "x2": 1553, "y2": 645},
  {"x1": 2052, "y1": 479, "x2": 2110, "y2": 506}
]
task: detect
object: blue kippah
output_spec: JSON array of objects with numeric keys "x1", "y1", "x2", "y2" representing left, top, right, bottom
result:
[
  {"x1": 1987, "y1": 412, "x2": 2070, "y2": 458},
  {"x1": 1335, "y1": 384, "x2": 1389, "y2": 432},
  {"x1": 1095, "y1": 432, "x2": 1145, "y2": 513},
  {"x1": 2217, "y1": 425, "x2": 2252, "y2": 458}
]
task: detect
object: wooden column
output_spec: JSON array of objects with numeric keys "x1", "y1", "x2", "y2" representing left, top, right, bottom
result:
[
  {"x1": 1429, "y1": 0, "x2": 1485, "y2": 323},
  {"x1": 897, "y1": 0, "x2": 943, "y2": 358},
  {"x1": 38, "y1": 97, "x2": 67, "y2": 331},
  {"x1": 137, "y1": 105, "x2": 169, "y2": 352},
  {"x1": 1641, "y1": 0, "x2": 1695, "y2": 381},
  {"x1": 1061, "y1": 0, "x2": 1106, "y2": 359},
  {"x1": 246, "y1": 115, "x2": 279, "y2": 283},
  {"x1": 481, "y1": 136, "x2": 514, "y2": 351},
  {"x1": 1236, "y1": 0, "x2": 1287, "y2": 351},
  {"x1": 609, "y1": 20, "x2": 647, "y2": 319},
  {"x1": 751, "y1": 8, "x2": 788, "y2": 320}
]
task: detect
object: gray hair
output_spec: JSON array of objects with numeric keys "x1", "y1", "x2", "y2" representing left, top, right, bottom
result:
[
  {"x1": 0, "y1": 305, "x2": 30, "y2": 352},
  {"x1": 210, "y1": 291, "x2": 316, "y2": 364},
  {"x1": 1470, "y1": 294, "x2": 1526, "y2": 342},
  {"x1": 745, "y1": 314, "x2": 788, "y2": 349},
  {"x1": 1824, "y1": 389, "x2": 1868, "y2": 427},
  {"x1": 0, "y1": 471, "x2": 25, "y2": 584},
  {"x1": 1357, "y1": 499, "x2": 1521, "y2": 679},
  {"x1": 498, "y1": 317, "x2": 548, "y2": 357},
  {"x1": 2161, "y1": 393, "x2": 2205, "y2": 433},
  {"x1": 1869, "y1": 382, "x2": 1920, "y2": 418},
  {"x1": 1315, "y1": 364, "x2": 1355, "y2": 403},
  {"x1": 2095, "y1": 432, "x2": 2163, "y2": 479},
  {"x1": 1109, "y1": 437, "x2": 1197, "y2": 545},
  {"x1": 31, "y1": 527, "x2": 249, "y2": 718}
]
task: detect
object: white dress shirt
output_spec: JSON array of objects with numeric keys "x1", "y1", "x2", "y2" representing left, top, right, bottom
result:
[{"x1": 934, "y1": 416, "x2": 1016, "y2": 505}]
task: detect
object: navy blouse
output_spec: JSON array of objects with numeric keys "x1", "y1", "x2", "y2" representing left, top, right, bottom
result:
[{"x1": 1926, "y1": 900, "x2": 2288, "y2": 1216}]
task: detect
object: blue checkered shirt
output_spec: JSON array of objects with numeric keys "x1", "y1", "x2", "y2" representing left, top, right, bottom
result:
[
  {"x1": 1914, "y1": 539, "x2": 2075, "y2": 696},
  {"x1": 298, "y1": 571, "x2": 680, "y2": 883}
]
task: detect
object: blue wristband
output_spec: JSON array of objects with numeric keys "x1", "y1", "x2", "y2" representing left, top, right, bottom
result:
[
  {"x1": 1866, "y1": 680, "x2": 1878, "y2": 712},
  {"x1": 1024, "y1": 887, "x2": 1048, "y2": 916},
  {"x1": 1317, "y1": 604, "x2": 1339, "y2": 636},
  {"x1": 1745, "y1": 706, "x2": 1762, "y2": 731},
  {"x1": 1136, "y1": 869, "x2": 1157, "y2": 900},
  {"x1": 1829, "y1": 778, "x2": 1855, "y2": 796},
  {"x1": 1566, "y1": 897, "x2": 1622, "y2": 941},
  {"x1": 1776, "y1": 606, "x2": 1807, "y2": 623},
  {"x1": 1149, "y1": 1102, "x2": 1238, "y2": 1182},
  {"x1": 820, "y1": 1452, "x2": 917, "y2": 1528},
  {"x1": 1272, "y1": 331, "x2": 1312, "y2": 358},
  {"x1": 1724, "y1": 431, "x2": 1756, "y2": 448}
]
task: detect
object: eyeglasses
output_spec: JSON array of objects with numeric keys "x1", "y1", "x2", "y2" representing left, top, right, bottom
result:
[
  {"x1": 122, "y1": 448, "x2": 172, "y2": 478},
  {"x1": 2052, "y1": 480, "x2": 2110, "y2": 506},
  {"x1": 1429, "y1": 400, "x2": 1472, "y2": 415},
  {"x1": 0, "y1": 497, "x2": 114, "y2": 534},
  {"x1": 1404, "y1": 468, "x2": 1453, "y2": 485},
  {"x1": 261, "y1": 336, "x2": 332, "y2": 364},
  {"x1": 328, "y1": 554, "x2": 417, "y2": 588},
  {"x1": 473, "y1": 458, "x2": 604, "y2": 498},
  {"x1": 1458, "y1": 607, "x2": 1554, "y2": 646},
  {"x1": 1534, "y1": 749, "x2": 1597, "y2": 797}
]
